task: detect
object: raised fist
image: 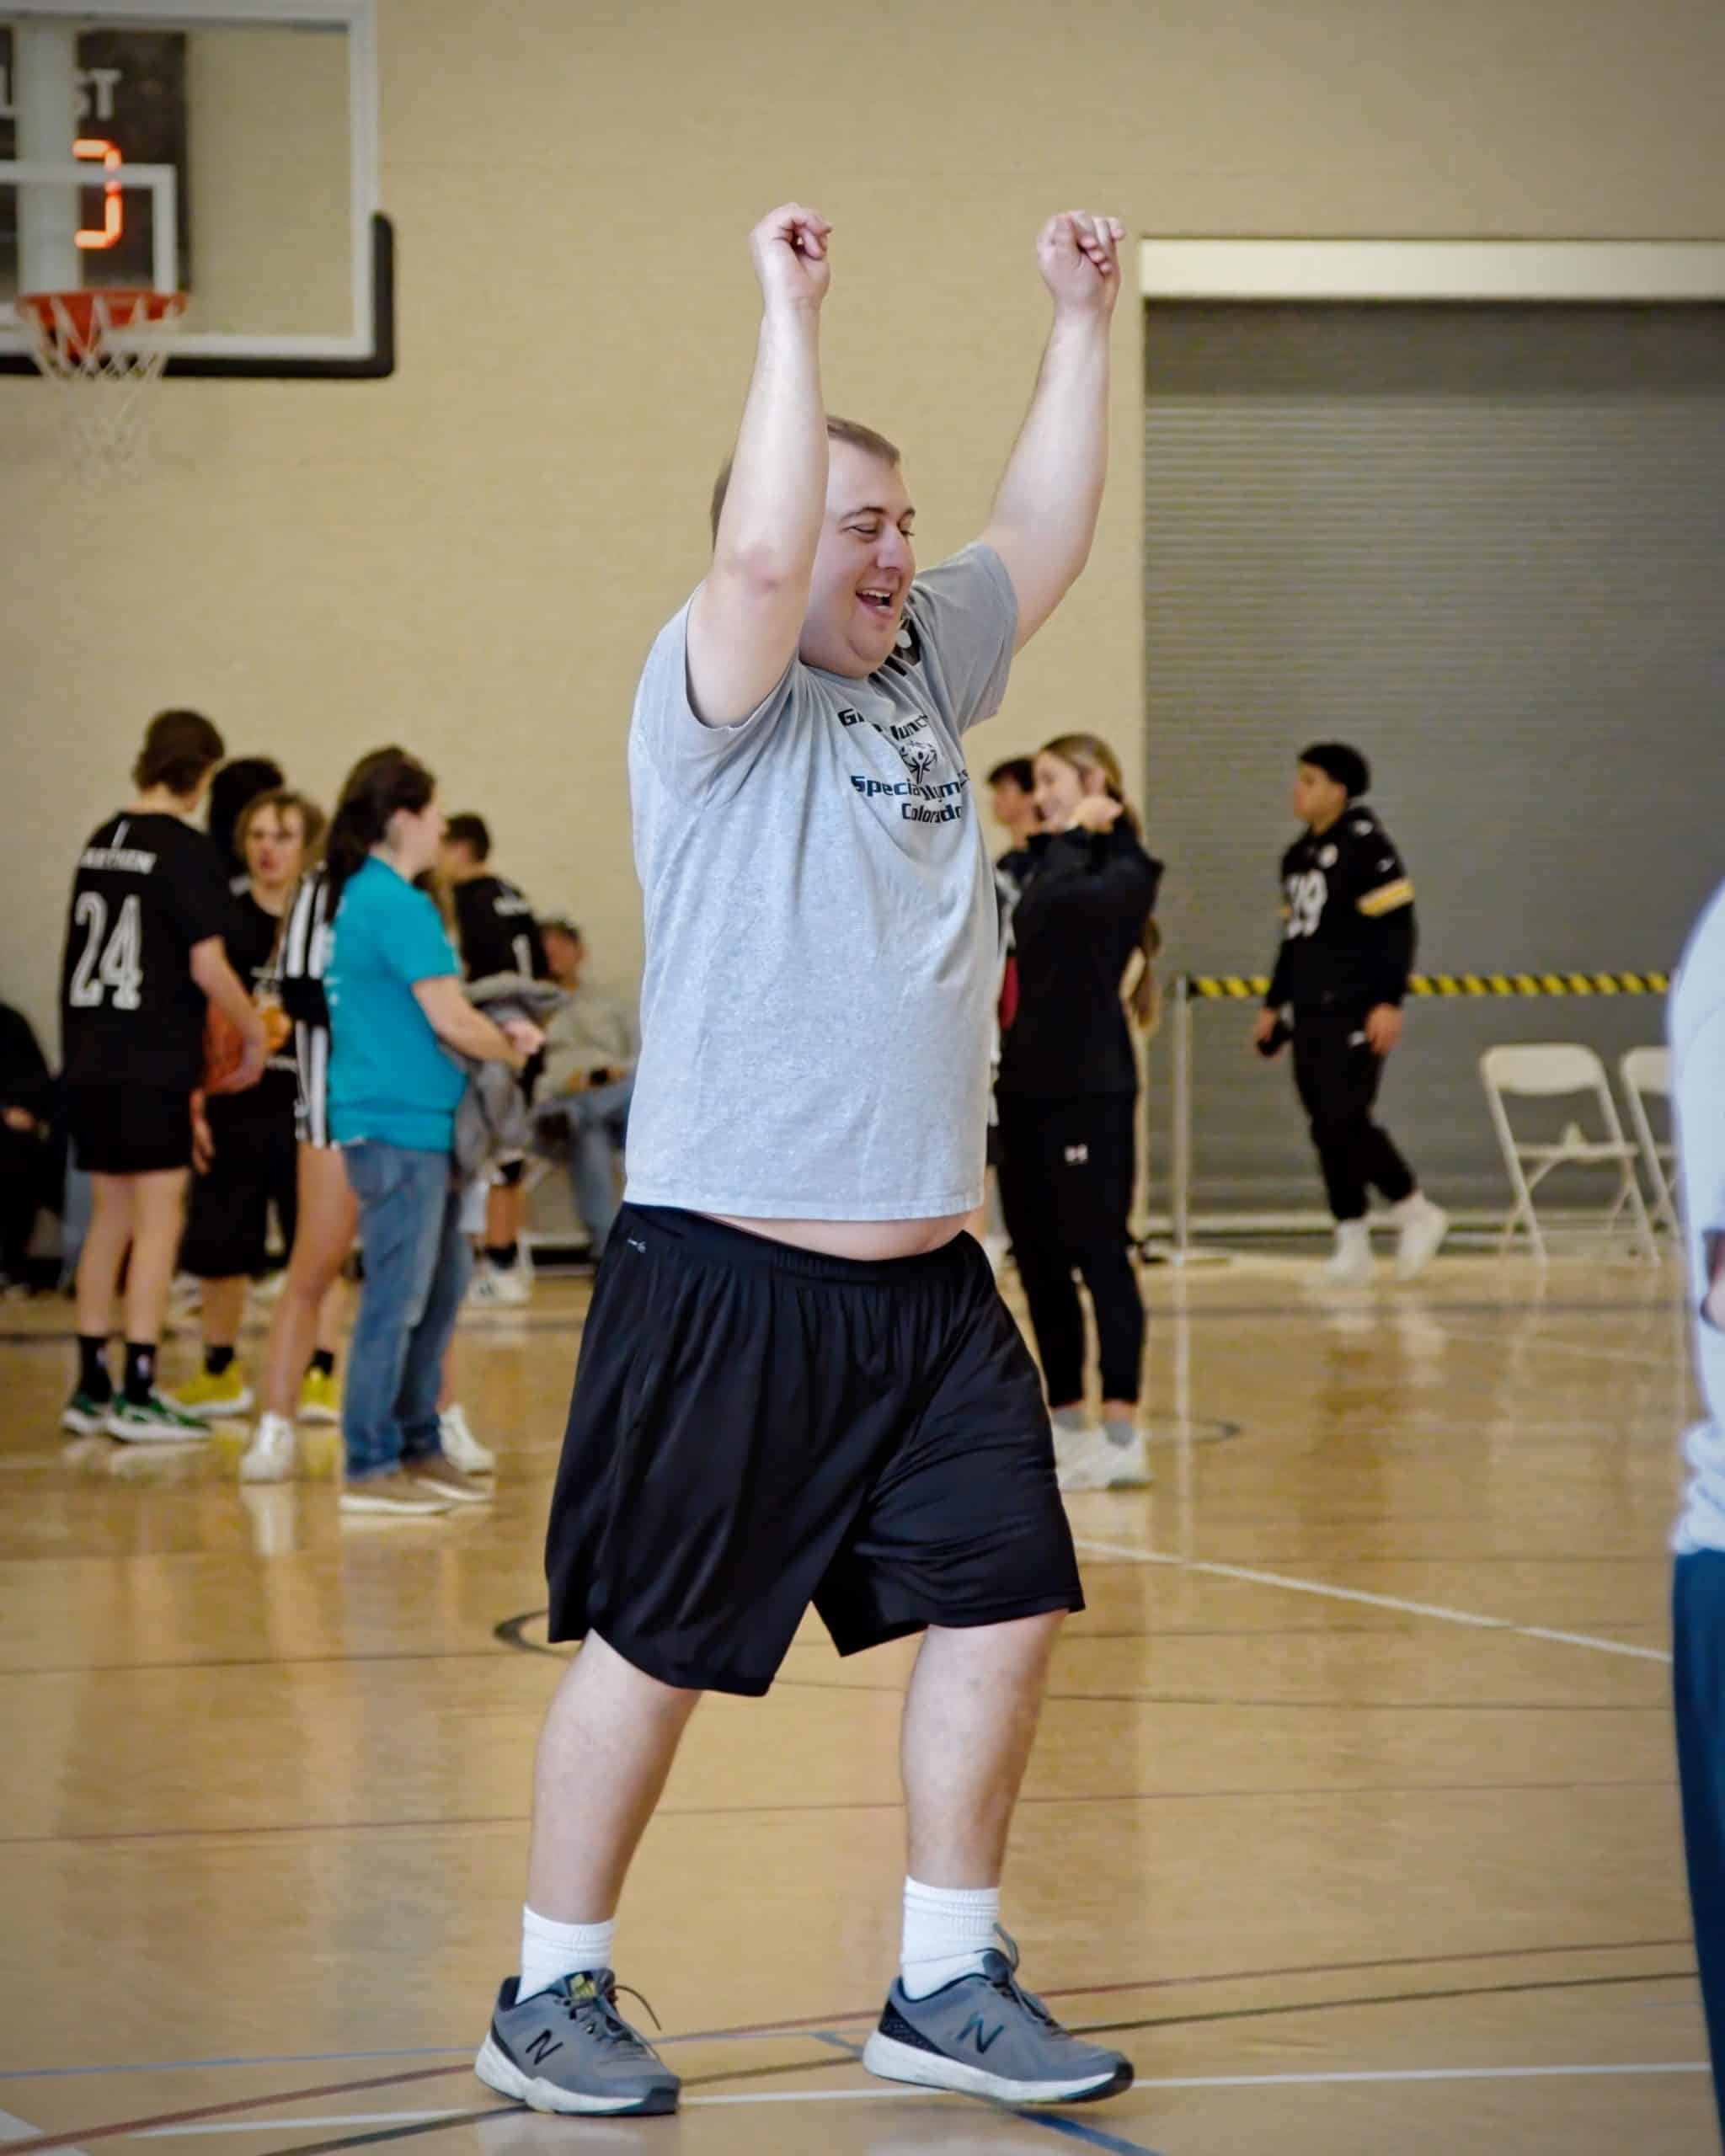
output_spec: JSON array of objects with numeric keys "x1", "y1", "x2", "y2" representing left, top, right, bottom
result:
[
  {"x1": 750, "y1": 203, "x2": 833, "y2": 315},
  {"x1": 1037, "y1": 211, "x2": 1126, "y2": 319}
]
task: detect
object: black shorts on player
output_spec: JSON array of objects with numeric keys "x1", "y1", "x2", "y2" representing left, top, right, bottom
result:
[
  {"x1": 65, "y1": 1084, "x2": 194, "y2": 1177},
  {"x1": 544, "y1": 1204, "x2": 1084, "y2": 1698},
  {"x1": 180, "y1": 1118, "x2": 299, "y2": 1279}
]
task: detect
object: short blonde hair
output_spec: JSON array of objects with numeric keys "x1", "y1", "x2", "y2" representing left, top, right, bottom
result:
[{"x1": 238, "y1": 787, "x2": 328, "y2": 862}]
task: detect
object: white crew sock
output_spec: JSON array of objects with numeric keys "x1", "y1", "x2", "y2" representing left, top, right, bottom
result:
[
  {"x1": 900, "y1": 1876, "x2": 1000, "y2": 1999},
  {"x1": 519, "y1": 1905, "x2": 616, "y2": 2001}
]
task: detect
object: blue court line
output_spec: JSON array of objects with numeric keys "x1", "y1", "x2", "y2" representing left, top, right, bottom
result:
[{"x1": 1006, "y1": 2111, "x2": 1167, "y2": 2155}]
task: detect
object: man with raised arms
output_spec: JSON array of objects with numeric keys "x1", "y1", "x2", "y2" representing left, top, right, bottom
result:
[{"x1": 476, "y1": 202, "x2": 1135, "y2": 2118}]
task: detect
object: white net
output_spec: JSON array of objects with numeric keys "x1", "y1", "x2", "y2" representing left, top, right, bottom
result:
[{"x1": 18, "y1": 289, "x2": 186, "y2": 487}]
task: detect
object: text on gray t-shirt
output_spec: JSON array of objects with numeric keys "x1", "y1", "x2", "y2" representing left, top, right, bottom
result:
[{"x1": 624, "y1": 542, "x2": 1017, "y2": 1220}]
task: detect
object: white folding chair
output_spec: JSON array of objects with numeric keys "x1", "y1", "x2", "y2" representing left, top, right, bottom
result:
[
  {"x1": 1620, "y1": 1044, "x2": 1680, "y2": 1237},
  {"x1": 1480, "y1": 1043, "x2": 1659, "y2": 1264}
]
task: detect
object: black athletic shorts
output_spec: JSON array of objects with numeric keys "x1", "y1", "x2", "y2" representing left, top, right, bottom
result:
[
  {"x1": 180, "y1": 1116, "x2": 299, "y2": 1278},
  {"x1": 544, "y1": 1203, "x2": 1082, "y2": 1697},
  {"x1": 67, "y1": 1084, "x2": 194, "y2": 1176}
]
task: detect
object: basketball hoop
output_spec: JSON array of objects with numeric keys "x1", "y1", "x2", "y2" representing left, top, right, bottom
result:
[{"x1": 18, "y1": 288, "x2": 186, "y2": 484}]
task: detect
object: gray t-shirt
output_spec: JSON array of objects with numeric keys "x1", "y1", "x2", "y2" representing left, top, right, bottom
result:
[{"x1": 625, "y1": 542, "x2": 1017, "y2": 1220}]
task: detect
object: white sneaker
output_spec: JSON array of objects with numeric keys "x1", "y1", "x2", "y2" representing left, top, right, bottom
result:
[
  {"x1": 439, "y1": 1403, "x2": 496, "y2": 1474},
  {"x1": 1393, "y1": 1195, "x2": 1449, "y2": 1282},
  {"x1": 1054, "y1": 1426, "x2": 1153, "y2": 1492},
  {"x1": 1322, "y1": 1222, "x2": 1374, "y2": 1287},
  {"x1": 239, "y1": 1412, "x2": 297, "y2": 1484},
  {"x1": 467, "y1": 1264, "x2": 531, "y2": 1307}
]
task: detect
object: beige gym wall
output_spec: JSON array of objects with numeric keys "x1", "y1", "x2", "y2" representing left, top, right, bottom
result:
[{"x1": 3, "y1": 0, "x2": 1722, "y2": 1041}]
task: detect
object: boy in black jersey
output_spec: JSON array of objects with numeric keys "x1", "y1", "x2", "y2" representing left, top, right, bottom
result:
[
  {"x1": 59, "y1": 711, "x2": 267, "y2": 1440},
  {"x1": 440, "y1": 813, "x2": 548, "y2": 1299},
  {"x1": 1254, "y1": 744, "x2": 1447, "y2": 1285}
]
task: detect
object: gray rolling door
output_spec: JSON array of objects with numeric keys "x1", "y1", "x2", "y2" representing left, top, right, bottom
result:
[{"x1": 1141, "y1": 302, "x2": 1725, "y2": 1220}]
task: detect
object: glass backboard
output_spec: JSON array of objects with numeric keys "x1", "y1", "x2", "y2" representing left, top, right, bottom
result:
[{"x1": 0, "y1": 0, "x2": 389, "y2": 377}]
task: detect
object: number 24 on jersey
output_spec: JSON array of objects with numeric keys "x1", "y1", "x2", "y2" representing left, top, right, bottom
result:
[{"x1": 67, "y1": 891, "x2": 146, "y2": 1011}]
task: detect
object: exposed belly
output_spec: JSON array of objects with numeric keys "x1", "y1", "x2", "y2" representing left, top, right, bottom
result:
[{"x1": 708, "y1": 1212, "x2": 970, "y2": 1261}]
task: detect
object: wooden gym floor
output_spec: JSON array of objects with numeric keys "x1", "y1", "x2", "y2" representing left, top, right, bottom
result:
[{"x1": 0, "y1": 1249, "x2": 1710, "y2": 2155}]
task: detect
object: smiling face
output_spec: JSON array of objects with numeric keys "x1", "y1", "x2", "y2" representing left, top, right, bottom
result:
[
  {"x1": 1032, "y1": 750, "x2": 1105, "y2": 833},
  {"x1": 797, "y1": 440, "x2": 918, "y2": 678}
]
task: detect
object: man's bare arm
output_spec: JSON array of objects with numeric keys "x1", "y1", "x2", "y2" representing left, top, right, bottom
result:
[
  {"x1": 686, "y1": 204, "x2": 832, "y2": 727},
  {"x1": 983, "y1": 212, "x2": 1125, "y2": 653}
]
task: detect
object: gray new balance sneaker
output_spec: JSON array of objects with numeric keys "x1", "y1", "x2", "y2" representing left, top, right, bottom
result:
[
  {"x1": 475, "y1": 1972, "x2": 679, "y2": 2116},
  {"x1": 862, "y1": 1935, "x2": 1133, "y2": 2105}
]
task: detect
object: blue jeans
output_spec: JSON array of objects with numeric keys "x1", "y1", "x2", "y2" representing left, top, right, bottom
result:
[
  {"x1": 1675, "y1": 1549, "x2": 1725, "y2": 2148},
  {"x1": 341, "y1": 1142, "x2": 471, "y2": 1480},
  {"x1": 539, "y1": 1076, "x2": 632, "y2": 1256}
]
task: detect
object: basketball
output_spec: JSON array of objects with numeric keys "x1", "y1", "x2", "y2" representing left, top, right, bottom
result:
[
  {"x1": 202, "y1": 999, "x2": 288, "y2": 1090},
  {"x1": 201, "y1": 1004, "x2": 248, "y2": 1090}
]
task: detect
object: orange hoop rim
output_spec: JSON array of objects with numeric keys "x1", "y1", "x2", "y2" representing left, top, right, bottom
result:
[{"x1": 19, "y1": 287, "x2": 187, "y2": 357}]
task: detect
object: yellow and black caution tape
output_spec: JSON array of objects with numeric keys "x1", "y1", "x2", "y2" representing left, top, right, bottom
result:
[{"x1": 1183, "y1": 971, "x2": 1670, "y2": 1001}]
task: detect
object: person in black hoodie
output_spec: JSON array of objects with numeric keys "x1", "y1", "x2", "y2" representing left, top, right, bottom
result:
[
  {"x1": 0, "y1": 996, "x2": 54, "y2": 1290},
  {"x1": 996, "y1": 732, "x2": 1162, "y2": 1493}
]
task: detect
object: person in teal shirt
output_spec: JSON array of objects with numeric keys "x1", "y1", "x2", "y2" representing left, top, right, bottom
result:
[{"x1": 323, "y1": 749, "x2": 541, "y2": 1515}]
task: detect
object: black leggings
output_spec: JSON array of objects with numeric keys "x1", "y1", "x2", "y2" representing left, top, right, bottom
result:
[
  {"x1": 996, "y1": 1092, "x2": 1144, "y2": 1407},
  {"x1": 1291, "y1": 1005, "x2": 1416, "y2": 1223}
]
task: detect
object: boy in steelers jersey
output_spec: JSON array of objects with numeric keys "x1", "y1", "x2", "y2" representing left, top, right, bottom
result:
[{"x1": 1254, "y1": 742, "x2": 1448, "y2": 1284}]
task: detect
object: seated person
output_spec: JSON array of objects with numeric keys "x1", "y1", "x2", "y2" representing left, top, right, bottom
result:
[
  {"x1": 533, "y1": 916, "x2": 636, "y2": 1260},
  {"x1": 0, "y1": 995, "x2": 54, "y2": 1294}
]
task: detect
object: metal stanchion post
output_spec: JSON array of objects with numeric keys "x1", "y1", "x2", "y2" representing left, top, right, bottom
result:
[
  {"x1": 1172, "y1": 974, "x2": 1192, "y2": 1258},
  {"x1": 1165, "y1": 974, "x2": 1230, "y2": 1267}
]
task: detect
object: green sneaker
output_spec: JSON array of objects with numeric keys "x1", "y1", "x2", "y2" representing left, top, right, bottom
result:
[
  {"x1": 106, "y1": 1392, "x2": 211, "y2": 1444},
  {"x1": 61, "y1": 1389, "x2": 115, "y2": 1436}
]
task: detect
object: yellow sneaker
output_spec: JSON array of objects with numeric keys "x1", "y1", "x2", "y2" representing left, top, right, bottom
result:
[
  {"x1": 298, "y1": 1367, "x2": 341, "y2": 1424},
  {"x1": 170, "y1": 1366, "x2": 254, "y2": 1420}
]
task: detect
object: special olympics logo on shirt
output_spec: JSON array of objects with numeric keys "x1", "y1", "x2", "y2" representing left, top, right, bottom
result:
[{"x1": 898, "y1": 738, "x2": 939, "y2": 779}]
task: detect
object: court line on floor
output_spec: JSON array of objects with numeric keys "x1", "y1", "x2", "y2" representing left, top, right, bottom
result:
[
  {"x1": 3, "y1": 2111, "x2": 88, "y2": 2156},
  {"x1": 4, "y1": 1956, "x2": 1694, "y2": 2150},
  {"x1": 1071, "y1": 1536, "x2": 1673, "y2": 1664},
  {"x1": 3, "y1": 1936, "x2": 1692, "y2": 2087},
  {"x1": 118, "y1": 2056, "x2": 1717, "y2": 2127},
  {"x1": 0, "y1": 1775, "x2": 1680, "y2": 1852},
  {"x1": 1428, "y1": 1321, "x2": 1683, "y2": 1373},
  {"x1": 5, "y1": 1972, "x2": 1697, "y2": 2156}
]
